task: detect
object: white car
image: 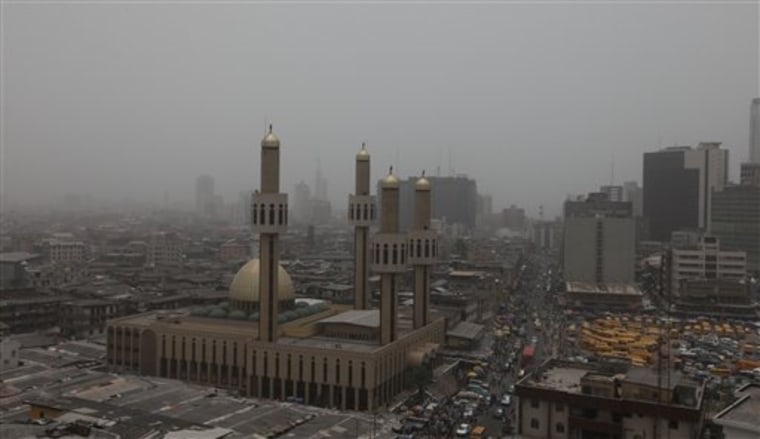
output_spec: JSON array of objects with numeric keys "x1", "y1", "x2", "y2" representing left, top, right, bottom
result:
[
  {"x1": 500, "y1": 394, "x2": 512, "y2": 406},
  {"x1": 456, "y1": 423, "x2": 472, "y2": 437}
]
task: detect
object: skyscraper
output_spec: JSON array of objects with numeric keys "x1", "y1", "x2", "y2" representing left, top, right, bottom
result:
[
  {"x1": 622, "y1": 181, "x2": 643, "y2": 217},
  {"x1": 599, "y1": 185, "x2": 623, "y2": 202},
  {"x1": 195, "y1": 175, "x2": 215, "y2": 216},
  {"x1": 643, "y1": 143, "x2": 728, "y2": 241},
  {"x1": 750, "y1": 98, "x2": 760, "y2": 163},
  {"x1": 293, "y1": 181, "x2": 311, "y2": 224}
]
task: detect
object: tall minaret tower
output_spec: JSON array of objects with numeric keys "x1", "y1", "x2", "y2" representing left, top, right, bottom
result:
[
  {"x1": 348, "y1": 143, "x2": 375, "y2": 309},
  {"x1": 252, "y1": 125, "x2": 288, "y2": 342},
  {"x1": 410, "y1": 173, "x2": 437, "y2": 329},
  {"x1": 372, "y1": 168, "x2": 406, "y2": 345}
]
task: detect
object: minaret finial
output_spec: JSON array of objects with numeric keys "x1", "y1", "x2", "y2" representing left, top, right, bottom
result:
[
  {"x1": 389, "y1": 165, "x2": 393, "y2": 175},
  {"x1": 422, "y1": 170, "x2": 426, "y2": 177},
  {"x1": 268, "y1": 124, "x2": 273, "y2": 133},
  {"x1": 362, "y1": 142, "x2": 366, "y2": 150}
]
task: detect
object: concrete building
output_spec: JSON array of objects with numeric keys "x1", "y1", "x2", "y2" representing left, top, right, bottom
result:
[
  {"x1": 47, "y1": 239, "x2": 86, "y2": 265},
  {"x1": 710, "y1": 182, "x2": 760, "y2": 274},
  {"x1": 750, "y1": 97, "x2": 760, "y2": 163},
  {"x1": 60, "y1": 299, "x2": 125, "y2": 339},
  {"x1": 712, "y1": 383, "x2": 760, "y2": 439},
  {"x1": 643, "y1": 143, "x2": 728, "y2": 241},
  {"x1": 563, "y1": 193, "x2": 635, "y2": 284},
  {"x1": 740, "y1": 162, "x2": 760, "y2": 187},
  {"x1": 530, "y1": 220, "x2": 562, "y2": 251},
  {"x1": 293, "y1": 181, "x2": 311, "y2": 224},
  {"x1": 502, "y1": 204, "x2": 527, "y2": 230},
  {"x1": 663, "y1": 236, "x2": 747, "y2": 301},
  {"x1": 599, "y1": 185, "x2": 623, "y2": 202},
  {"x1": 515, "y1": 360, "x2": 705, "y2": 439},
  {"x1": 147, "y1": 232, "x2": 183, "y2": 270},
  {"x1": 107, "y1": 127, "x2": 445, "y2": 412},
  {"x1": 0, "y1": 252, "x2": 41, "y2": 290}
]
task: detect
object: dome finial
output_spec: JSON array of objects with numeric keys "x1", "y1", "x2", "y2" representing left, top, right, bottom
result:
[
  {"x1": 268, "y1": 124, "x2": 273, "y2": 133},
  {"x1": 422, "y1": 170, "x2": 426, "y2": 177},
  {"x1": 389, "y1": 165, "x2": 393, "y2": 175}
]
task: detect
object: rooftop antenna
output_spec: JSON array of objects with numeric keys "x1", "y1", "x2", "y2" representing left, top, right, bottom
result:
[
  {"x1": 448, "y1": 149, "x2": 454, "y2": 176},
  {"x1": 395, "y1": 148, "x2": 400, "y2": 178},
  {"x1": 610, "y1": 153, "x2": 615, "y2": 186}
]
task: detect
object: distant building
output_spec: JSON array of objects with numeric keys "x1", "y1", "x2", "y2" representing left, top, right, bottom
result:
[
  {"x1": 622, "y1": 181, "x2": 643, "y2": 217},
  {"x1": 195, "y1": 175, "x2": 215, "y2": 217},
  {"x1": 0, "y1": 252, "x2": 41, "y2": 290},
  {"x1": 530, "y1": 220, "x2": 562, "y2": 250},
  {"x1": 710, "y1": 180, "x2": 760, "y2": 274},
  {"x1": 0, "y1": 337, "x2": 20, "y2": 372},
  {"x1": 599, "y1": 185, "x2": 623, "y2": 202},
  {"x1": 563, "y1": 193, "x2": 635, "y2": 284},
  {"x1": 515, "y1": 360, "x2": 705, "y2": 439},
  {"x1": 663, "y1": 236, "x2": 747, "y2": 303},
  {"x1": 60, "y1": 299, "x2": 125, "y2": 339},
  {"x1": 219, "y1": 240, "x2": 248, "y2": 262},
  {"x1": 502, "y1": 205, "x2": 526, "y2": 230},
  {"x1": 643, "y1": 143, "x2": 728, "y2": 241},
  {"x1": 740, "y1": 162, "x2": 760, "y2": 186},
  {"x1": 750, "y1": 98, "x2": 760, "y2": 163},
  {"x1": 147, "y1": 232, "x2": 183, "y2": 270},
  {"x1": 293, "y1": 181, "x2": 311, "y2": 224},
  {"x1": 379, "y1": 175, "x2": 477, "y2": 230},
  {"x1": 47, "y1": 239, "x2": 86, "y2": 265}
]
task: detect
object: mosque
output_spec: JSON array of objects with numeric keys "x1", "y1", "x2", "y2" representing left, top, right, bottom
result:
[{"x1": 106, "y1": 127, "x2": 444, "y2": 412}]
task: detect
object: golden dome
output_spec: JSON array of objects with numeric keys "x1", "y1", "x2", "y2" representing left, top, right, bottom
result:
[
  {"x1": 229, "y1": 258, "x2": 294, "y2": 302},
  {"x1": 415, "y1": 174, "x2": 431, "y2": 191},
  {"x1": 381, "y1": 167, "x2": 399, "y2": 189},
  {"x1": 261, "y1": 125, "x2": 280, "y2": 148},
  {"x1": 356, "y1": 143, "x2": 370, "y2": 161}
]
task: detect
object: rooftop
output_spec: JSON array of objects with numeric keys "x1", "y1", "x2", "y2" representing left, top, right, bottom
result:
[
  {"x1": 566, "y1": 282, "x2": 642, "y2": 296},
  {"x1": 0, "y1": 252, "x2": 40, "y2": 263},
  {"x1": 446, "y1": 321, "x2": 484, "y2": 341},
  {"x1": 713, "y1": 383, "x2": 760, "y2": 433},
  {"x1": 318, "y1": 309, "x2": 379, "y2": 328}
]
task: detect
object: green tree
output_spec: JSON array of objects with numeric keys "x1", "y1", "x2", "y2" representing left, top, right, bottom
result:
[{"x1": 454, "y1": 239, "x2": 468, "y2": 259}]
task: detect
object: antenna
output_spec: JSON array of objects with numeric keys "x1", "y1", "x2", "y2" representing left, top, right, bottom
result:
[
  {"x1": 448, "y1": 149, "x2": 453, "y2": 176},
  {"x1": 610, "y1": 154, "x2": 615, "y2": 186}
]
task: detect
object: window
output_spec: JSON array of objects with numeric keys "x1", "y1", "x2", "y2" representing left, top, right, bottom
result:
[
  {"x1": 555, "y1": 423, "x2": 564, "y2": 433},
  {"x1": 668, "y1": 420, "x2": 678, "y2": 430},
  {"x1": 530, "y1": 400, "x2": 539, "y2": 408},
  {"x1": 530, "y1": 418, "x2": 539, "y2": 429}
]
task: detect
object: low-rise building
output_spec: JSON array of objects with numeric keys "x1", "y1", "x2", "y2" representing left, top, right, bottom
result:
[
  {"x1": 712, "y1": 383, "x2": 760, "y2": 439},
  {"x1": 515, "y1": 360, "x2": 705, "y2": 439}
]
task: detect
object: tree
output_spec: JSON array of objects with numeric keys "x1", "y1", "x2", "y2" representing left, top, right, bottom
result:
[
  {"x1": 454, "y1": 239, "x2": 468, "y2": 259},
  {"x1": 406, "y1": 366, "x2": 433, "y2": 400}
]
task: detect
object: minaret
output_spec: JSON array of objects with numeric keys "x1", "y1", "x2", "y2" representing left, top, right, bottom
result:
[
  {"x1": 372, "y1": 167, "x2": 406, "y2": 345},
  {"x1": 348, "y1": 143, "x2": 375, "y2": 309},
  {"x1": 251, "y1": 125, "x2": 288, "y2": 342},
  {"x1": 410, "y1": 173, "x2": 436, "y2": 329}
]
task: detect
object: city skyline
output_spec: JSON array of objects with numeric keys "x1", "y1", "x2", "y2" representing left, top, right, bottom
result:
[{"x1": 3, "y1": 3, "x2": 758, "y2": 218}]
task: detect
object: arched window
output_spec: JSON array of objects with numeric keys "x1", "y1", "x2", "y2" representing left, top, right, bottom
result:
[
  {"x1": 556, "y1": 423, "x2": 564, "y2": 433},
  {"x1": 383, "y1": 244, "x2": 388, "y2": 265},
  {"x1": 259, "y1": 204, "x2": 266, "y2": 224},
  {"x1": 269, "y1": 204, "x2": 275, "y2": 225},
  {"x1": 392, "y1": 244, "x2": 397, "y2": 264},
  {"x1": 530, "y1": 418, "x2": 539, "y2": 429}
]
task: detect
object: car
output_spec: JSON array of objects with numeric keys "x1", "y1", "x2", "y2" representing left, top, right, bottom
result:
[
  {"x1": 463, "y1": 406, "x2": 475, "y2": 419},
  {"x1": 455, "y1": 423, "x2": 472, "y2": 437},
  {"x1": 518, "y1": 369, "x2": 526, "y2": 378},
  {"x1": 500, "y1": 394, "x2": 512, "y2": 406},
  {"x1": 493, "y1": 406, "x2": 505, "y2": 418}
]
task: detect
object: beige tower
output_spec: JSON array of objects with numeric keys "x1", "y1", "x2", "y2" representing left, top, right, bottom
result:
[
  {"x1": 348, "y1": 143, "x2": 375, "y2": 309},
  {"x1": 372, "y1": 168, "x2": 407, "y2": 345},
  {"x1": 251, "y1": 125, "x2": 288, "y2": 342},
  {"x1": 409, "y1": 173, "x2": 437, "y2": 329}
]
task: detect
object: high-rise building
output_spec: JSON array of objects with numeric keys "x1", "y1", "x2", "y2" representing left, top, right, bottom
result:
[
  {"x1": 643, "y1": 143, "x2": 728, "y2": 241},
  {"x1": 502, "y1": 205, "x2": 527, "y2": 230},
  {"x1": 379, "y1": 175, "x2": 477, "y2": 230},
  {"x1": 710, "y1": 167, "x2": 760, "y2": 274},
  {"x1": 195, "y1": 175, "x2": 215, "y2": 216},
  {"x1": 314, "y1": 164, "x2": 327, "y2": 202},
  {"x1": 563, "y1": 193, "x2": 635, "y2": 283},
  {"x1": 622, "y1": 181, "x2": 643, "y2": 217},
  {"x1": 599, "y1": 185, "x2": 623, "y2": 202},
  {"x1": 293, "y1": 181, "x2": 311, "y2": 224},
  {"x1": 146, "y1": 232, "x2": 183, "y2": 270},
  {"x1": 750, "y1": 98, "x2": 760, "y2": 163}
]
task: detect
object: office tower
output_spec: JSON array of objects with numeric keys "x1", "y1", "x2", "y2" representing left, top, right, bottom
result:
[
  {"x1": 563, "y1": 193, "x2": 635, "y2": 283},
  {"x1": 751, "y1": 98, "x2": 760, "y2": 163},
  {"x1": 293, "y1": 181, "x2": 311, "y2": 224},
  {"x1": 378, "y1": 175, "x2": 478, "y2": 231},
  {"x1": 599, "y1": 185, "x2": 623, "y2": 202},
  {"x1": 251, "y1": 125, "x2": 288, "y2": 342},
  {"x1": 622, "y1": 181, "x2": 643, "y2": 217},
  {"x1": 195, "y1": 175, "x2": 215, "y2": 216},
  {"x1": 348, "y1": 144, "x2": 375, "y2": 310},
  {"x1": 314, "y1": 164, "x2": 327, "y2": 201},
  {"x1": 711, "y1": 165, "x2": 760, "y2": 274},
  {"x1": 643, "y1": 142, "x2": 728, "y2": 241},
  {"x1": 410, "y1": 174, "x2": 437, "y2": 329},
  {"x1": 372, "y1": 169, "x2": 406, "y2": 344}
]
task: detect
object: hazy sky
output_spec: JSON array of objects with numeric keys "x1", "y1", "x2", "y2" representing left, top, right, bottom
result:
[{"x1": 2, "y1": 1, "x2": 758, "y2": 217}]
